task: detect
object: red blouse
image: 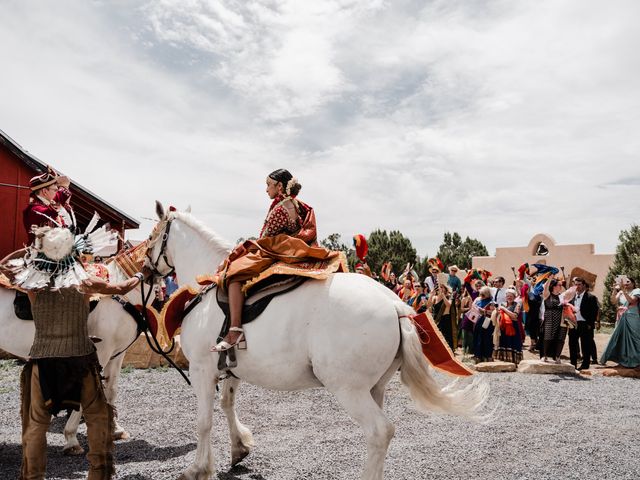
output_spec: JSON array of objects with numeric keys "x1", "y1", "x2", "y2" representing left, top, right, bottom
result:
[{"x1": 259, "y1": 195, "x2": 301, "y2": 238}]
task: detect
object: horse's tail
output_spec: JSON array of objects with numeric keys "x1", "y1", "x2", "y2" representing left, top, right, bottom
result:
[{"x1": 395, "y1": 303, "x2": 490, "y2": 421}]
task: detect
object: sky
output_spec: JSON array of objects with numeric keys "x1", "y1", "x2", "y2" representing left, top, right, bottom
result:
[{"x1": 1, "y1": 0, "x2": 638, "y2": 258}]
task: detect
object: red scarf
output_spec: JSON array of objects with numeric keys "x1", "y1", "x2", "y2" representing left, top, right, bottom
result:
[{"x1": 500, "y1": 310, "x2": 516, "y2": 336}]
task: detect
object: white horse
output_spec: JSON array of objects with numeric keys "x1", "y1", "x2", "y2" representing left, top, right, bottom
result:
[
  {"x1": 147, "y1": 203, "x2": 489, "y2": 480},
  {"x1": 0, "y1": 253, "x2": 148, "y2": 454}
]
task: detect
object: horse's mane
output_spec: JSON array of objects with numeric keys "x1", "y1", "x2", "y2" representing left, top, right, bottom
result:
[{"x1": 170, "y1": 211, "x2": 233, "y2": 258}]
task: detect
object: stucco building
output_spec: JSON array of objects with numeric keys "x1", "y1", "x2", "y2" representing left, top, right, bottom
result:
[{"x1": 472, "y1": 233, "x2": 614, "y2": 300}]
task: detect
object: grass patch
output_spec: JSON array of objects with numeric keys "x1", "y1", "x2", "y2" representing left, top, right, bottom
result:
[
  {"x1": 0, "y1": 359, "x2": 18, "y2": 371},
  {"x1": 0, "y1": 359, "x2": 20, "y2": 383},
  {"x1": 121, "y1": 364, "x2": 135, "y2": 374}
]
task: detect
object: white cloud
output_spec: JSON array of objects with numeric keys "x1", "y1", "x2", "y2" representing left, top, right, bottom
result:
[{"x1": 0, "y1": 0, "x2": 638, "y2": 261}]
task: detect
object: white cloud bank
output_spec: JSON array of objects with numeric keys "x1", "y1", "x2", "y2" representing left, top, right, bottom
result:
[{"x1": 0, "y1": 0, "x2": 638, "y2": 259}]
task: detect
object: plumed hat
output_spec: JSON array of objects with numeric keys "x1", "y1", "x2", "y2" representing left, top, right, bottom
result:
[
  {"x1": 29, "y1": 167, "x2": 58, "y2": 191},
  {"x1": 353, "y1": 234, "x2": 368, "y2": 262}
]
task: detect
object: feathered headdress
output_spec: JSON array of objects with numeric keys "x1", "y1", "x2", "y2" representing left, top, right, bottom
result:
[
  {"x1": 5, "y1": 212, "x2": 118, "y2": 290},
  {"x1": 427, "y1": 257, "x2": 444, "y2": 272},
  {"x1": 353, "y1": 234, "x2": 368, "y2": 262},
  {"x1": 517, "y1": 263, "x2": 529, "y2": 281}
]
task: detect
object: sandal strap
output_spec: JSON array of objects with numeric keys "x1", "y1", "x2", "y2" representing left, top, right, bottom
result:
[
  {"x1": 212, "y1": 341, "x2": 232, "y2": 351},
  {"x1": 229, "y1": 327, "x2": 244, "y2": 333}
]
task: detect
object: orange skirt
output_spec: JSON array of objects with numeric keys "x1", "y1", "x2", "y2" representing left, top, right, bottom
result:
[{"x1": 217, "y1": 234, "x2": 341, "y2": 292}]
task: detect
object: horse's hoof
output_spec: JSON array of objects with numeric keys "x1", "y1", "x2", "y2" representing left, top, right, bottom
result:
[
  {"x1": 113, "y1": 429, "x2": 130, "y2": 441},
  {"x1": 63, "y1": 445, "x2": 84, "y2": 456},
  {"x1": 231, "y1": 448, "x2": 250, "y2": 467}
]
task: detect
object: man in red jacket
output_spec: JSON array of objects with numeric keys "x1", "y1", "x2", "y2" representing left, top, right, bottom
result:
[{"x1": 23, "y1": 168, "x2": 72, "y2": 244}]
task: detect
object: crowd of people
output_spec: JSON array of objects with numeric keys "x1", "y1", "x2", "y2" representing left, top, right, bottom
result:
[{"x1": 358, "y1": 258, "x2": 640, "y2": 370}]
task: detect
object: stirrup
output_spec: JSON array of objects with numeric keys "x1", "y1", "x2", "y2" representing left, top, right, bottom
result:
[{"x1": 211, "y1": 327, "x2": 246, "y2": 353}]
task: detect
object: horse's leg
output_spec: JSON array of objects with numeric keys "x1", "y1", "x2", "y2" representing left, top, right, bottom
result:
[
  {"x1": 102, "y1": 355, "x2": 129, "y2": 440},
  {"x1": 332, "y1": 388, "x2": 395, "y2": 480},
  {"x1": 179, "y1": 365, "x2": 217, "y2": 480},
  {"x1": 220, "y1": 377, "x2": 254, "y2": 466},
  {"x1": 370, "y1": 357, "x2": 401, "y2": 408},
  {"x1": 62, "y1": 409, "x2": 84, "y2": 455}
]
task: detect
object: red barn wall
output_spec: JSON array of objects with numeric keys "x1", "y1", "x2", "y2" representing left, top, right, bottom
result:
[{"x1": 0, "y1": 144, "x2": 31, "y2": 258}]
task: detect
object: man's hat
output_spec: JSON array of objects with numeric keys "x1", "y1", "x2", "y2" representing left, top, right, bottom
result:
[{"x1": 29, "y1": 167, "x2": 58, "y2": 191}]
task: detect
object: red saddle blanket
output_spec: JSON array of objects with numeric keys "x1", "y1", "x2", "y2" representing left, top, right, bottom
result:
[{"x1": 410, "y1": 312, "x2": 474, "y2": 377}]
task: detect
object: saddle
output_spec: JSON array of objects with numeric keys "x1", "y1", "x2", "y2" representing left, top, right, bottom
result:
[{"x1": 162, "y1": 275, "x2": 308, "y2": 371}]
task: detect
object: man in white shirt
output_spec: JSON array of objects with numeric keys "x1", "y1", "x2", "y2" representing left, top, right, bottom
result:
[
  {"x1": 568, "y1": 277, "x2": 600, "y2": 370},
  {"x1": 490, "y1": 276, "x2": 507, "y2": 305}
]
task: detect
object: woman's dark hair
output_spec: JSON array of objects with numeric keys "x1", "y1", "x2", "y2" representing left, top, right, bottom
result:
[
  {"x1": 549, "y1": 279, "x2": 563, "y2": 290},
  {"x1": 268, "y1": 169, "x2": 302, "y2": 196}
]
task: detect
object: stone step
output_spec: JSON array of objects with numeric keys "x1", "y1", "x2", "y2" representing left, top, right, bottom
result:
[
  {"x1": 517, "y1": 359, "x2": 577, "y2": 375},
  {"x1": 473, "y1": 361, "x2": 517, "y2": 373}
]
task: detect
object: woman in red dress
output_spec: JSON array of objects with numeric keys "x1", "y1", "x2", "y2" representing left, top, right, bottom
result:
[{"x1": 212, "y1": 169, "x2": 339, "y2": 352}]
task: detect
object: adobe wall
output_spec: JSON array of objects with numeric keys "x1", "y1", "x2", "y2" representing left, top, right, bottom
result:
[{"x1": 472, "y1": 233, "x2": 614, "y2": 300}]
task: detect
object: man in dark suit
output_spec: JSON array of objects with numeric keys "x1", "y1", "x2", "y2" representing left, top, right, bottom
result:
[{"x1": 569, "y1": 277, "x2": 600, "y2": 370}]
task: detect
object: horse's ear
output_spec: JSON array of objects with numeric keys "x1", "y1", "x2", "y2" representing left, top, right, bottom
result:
[
  {"x1": 155, "y1": 201, "x2": 165, "y2": 219},
  {"x1": 185, "y1": 205, "x2": 192, "y2": 213}
]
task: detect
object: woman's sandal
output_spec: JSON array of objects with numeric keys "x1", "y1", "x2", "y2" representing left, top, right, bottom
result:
[{"x1": 211, "y1": 327, "x2": 247, "y2": 352}]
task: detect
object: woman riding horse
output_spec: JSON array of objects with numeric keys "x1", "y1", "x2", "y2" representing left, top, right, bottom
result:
[{"x1": 211, "y1": 169, "x2": 338, "y2": 352}]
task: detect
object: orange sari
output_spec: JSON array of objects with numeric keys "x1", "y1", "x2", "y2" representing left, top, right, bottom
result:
[{"x1": 215, "y1": 197, "x2": 344, "y2": 292}]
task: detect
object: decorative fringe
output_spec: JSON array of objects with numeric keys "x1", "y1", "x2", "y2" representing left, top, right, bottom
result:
[{"x1": 241, "y1": 252, "x2": 348, "y2": 294}]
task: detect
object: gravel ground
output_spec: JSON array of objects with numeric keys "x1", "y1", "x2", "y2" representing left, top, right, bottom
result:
[{"x1": 1, "y1": 359, "x2": 639, "y2": 480}]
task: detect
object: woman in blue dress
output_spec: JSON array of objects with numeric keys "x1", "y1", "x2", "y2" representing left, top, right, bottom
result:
[
  {"x1": 472, "y1": 286, "x2": 496, "y2": 363},
  {"x1": 600, "y1": 277, "x2": 640, "y2": 368}
]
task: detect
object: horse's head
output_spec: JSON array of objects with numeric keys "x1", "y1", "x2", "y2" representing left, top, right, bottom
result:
[
  {"x1": 146, "y1": 201, "x2": 232, "y2": 285},
  {"x1": 145, "y1": 201, "x2": 178, "y2": 279}
]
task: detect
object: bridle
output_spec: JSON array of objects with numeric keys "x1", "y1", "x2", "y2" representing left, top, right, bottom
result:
[
  {"x1": 138, "y1": 215, "x2": 190, "y2": 385},
  {"x1": 146, "y1": 217, "x2": 175, "y2": 278}
]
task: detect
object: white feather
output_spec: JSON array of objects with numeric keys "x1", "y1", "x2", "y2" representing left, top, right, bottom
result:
[{"x1": 85, "y1": 212, "x2": 100, "y2": 234}]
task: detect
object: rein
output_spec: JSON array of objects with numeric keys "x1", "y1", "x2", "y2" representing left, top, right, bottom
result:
[{"x1": 139, "y1": 278, "x2": 191, "y2": 385}]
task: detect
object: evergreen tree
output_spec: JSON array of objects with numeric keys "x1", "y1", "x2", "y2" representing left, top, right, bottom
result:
[
  {"x1": 366, "y1": 229, "x2": 418, "y2": 277},
  {"x1": 320, "y1": 233, "x2": 350, "y2": 253},
  {"x1": 601, "y1": 225, "x2": 640, "y2": 323},
  {"x1": 436, "y1": 232, "x2": 489, "y2": 270}
]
